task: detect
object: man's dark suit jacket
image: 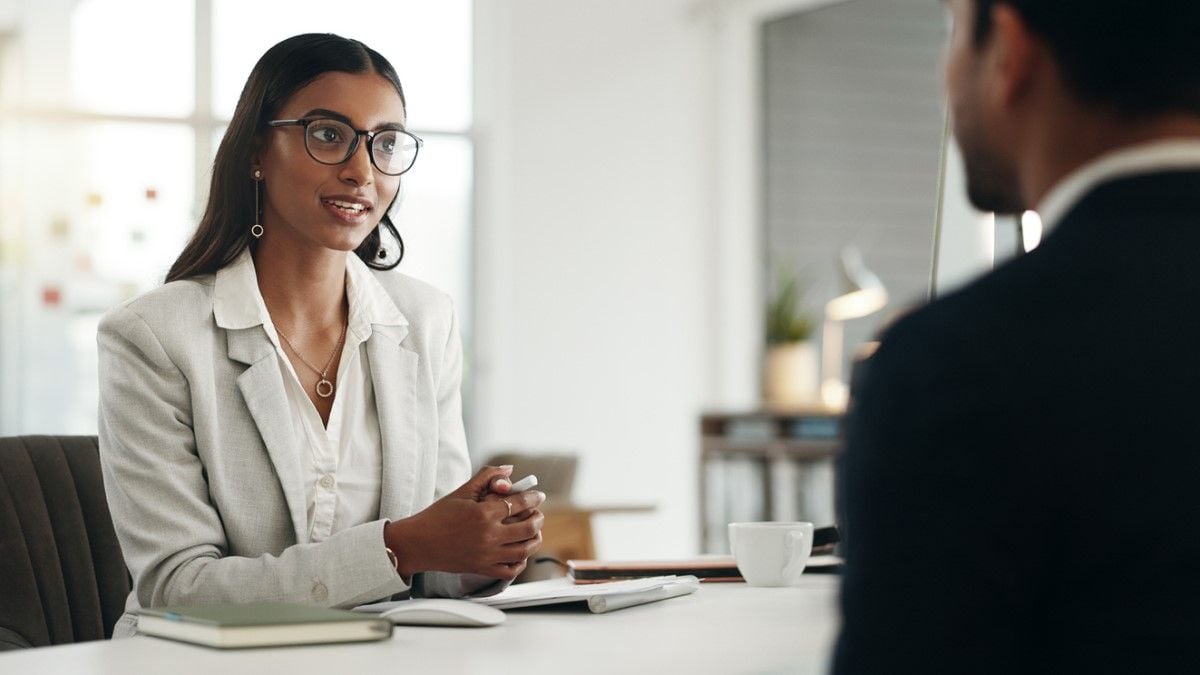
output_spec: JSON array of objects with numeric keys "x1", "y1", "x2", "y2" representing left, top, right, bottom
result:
[{"x1": 833, "y1": 170, "x2": 1200, "y2": 674}]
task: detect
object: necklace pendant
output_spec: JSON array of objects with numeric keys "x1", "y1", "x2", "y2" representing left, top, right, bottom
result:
[{"x1": 315, "y1": 378, "x2": 334, "y2": 399}]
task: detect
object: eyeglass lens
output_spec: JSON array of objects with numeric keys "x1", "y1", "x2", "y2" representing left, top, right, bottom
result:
[{"x1": 304, "y1": 119, "x2": 418, "y2": 175}]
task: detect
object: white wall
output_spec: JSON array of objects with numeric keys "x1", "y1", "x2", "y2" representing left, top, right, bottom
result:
[{"x1": 472, "y1": 0, "x2": 718, "y2": 557}]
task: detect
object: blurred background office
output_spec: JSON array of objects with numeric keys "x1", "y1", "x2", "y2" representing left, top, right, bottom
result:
[{"x1": 0, "y1": 0, "x2": 1001, "y2": 560}]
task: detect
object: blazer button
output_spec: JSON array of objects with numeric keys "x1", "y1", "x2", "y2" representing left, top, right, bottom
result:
[{"x1": 312, "y1": 580, "x2": 329, "y2": 602}]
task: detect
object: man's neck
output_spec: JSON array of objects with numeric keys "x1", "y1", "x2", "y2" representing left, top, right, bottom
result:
[{"x1": 1019, "y1": 109, "x2": 1200, "y2": 208}]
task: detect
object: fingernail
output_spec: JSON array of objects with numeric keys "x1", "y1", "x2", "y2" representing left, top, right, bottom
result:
[{"x1": 499, "y1": 464, "x2": 514, "y2": 472}]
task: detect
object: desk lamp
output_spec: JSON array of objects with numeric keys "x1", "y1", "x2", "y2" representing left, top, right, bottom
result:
[{"x1": 821, "y1": 246, "x2": 888, "y2": 410}]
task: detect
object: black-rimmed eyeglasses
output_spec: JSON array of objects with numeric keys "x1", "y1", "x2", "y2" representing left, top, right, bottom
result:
[{"x1": 267, "y1": 118, "x2": 423, "y2": 176}]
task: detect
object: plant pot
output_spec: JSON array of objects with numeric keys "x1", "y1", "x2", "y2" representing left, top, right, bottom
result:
[{"x1": 763, "y1": 341, "x2": 819, "y2": 409}]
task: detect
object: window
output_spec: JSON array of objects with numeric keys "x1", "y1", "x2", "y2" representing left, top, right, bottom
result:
[{"x1": 0, "y1": 0, "x2": 473, "y2": 434}]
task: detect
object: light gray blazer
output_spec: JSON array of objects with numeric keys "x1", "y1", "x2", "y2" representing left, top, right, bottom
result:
[{"x1": 97, "y1": 259, "x2": 491, "y2": 638}]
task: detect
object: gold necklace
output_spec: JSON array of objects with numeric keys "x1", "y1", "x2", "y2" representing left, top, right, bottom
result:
[{"x1": 276, "y1": 322, "x2": 347, "y2": 399}]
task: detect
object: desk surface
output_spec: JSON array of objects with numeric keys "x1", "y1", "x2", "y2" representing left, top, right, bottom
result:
[{"x1": 0, "y1": 577, "x2": 841, "y2": 675}]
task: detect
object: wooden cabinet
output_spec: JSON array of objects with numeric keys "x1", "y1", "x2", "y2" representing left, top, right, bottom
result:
[{"x1": 522, "y1": 504, "x2": 655, "y2": 581}]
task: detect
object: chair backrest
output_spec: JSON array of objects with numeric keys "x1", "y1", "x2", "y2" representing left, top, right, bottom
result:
[{"x1": 0, "y1": 435, "x2": 130, "y2": 649}]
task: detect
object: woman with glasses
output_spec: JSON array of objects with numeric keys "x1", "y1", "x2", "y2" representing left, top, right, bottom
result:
[{"x1": 97, "y1": 33, "x2": 543, "y2": 638}]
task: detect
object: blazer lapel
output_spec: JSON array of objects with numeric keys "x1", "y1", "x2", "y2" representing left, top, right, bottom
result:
[
  {"x1": 227, "y1": 327, "x2": 308, "y2": 542},
  {"x1": 368, "y1": 324, "x2": 422, "y2": 520}
]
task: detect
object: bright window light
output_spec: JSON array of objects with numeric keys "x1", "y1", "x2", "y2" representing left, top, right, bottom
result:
[
  {"x1": 70, "y1": 0, "x2": 195, "y2": 116},
  {"x1": 2, "y1": 3, "x2": 474, "y2": 434},
  {"x1": 211, "y1": 0, "x2": 471, "y2": 131}
]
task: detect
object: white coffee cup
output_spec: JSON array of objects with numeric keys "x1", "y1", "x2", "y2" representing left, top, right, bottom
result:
[{"x1": 728, "y1": 521, "x2": 814, "y2": 587}]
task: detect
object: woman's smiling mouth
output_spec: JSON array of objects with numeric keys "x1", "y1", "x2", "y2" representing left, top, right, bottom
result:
[{"x1": 321, "y1": 196, "x2": 373, "y2": 222}]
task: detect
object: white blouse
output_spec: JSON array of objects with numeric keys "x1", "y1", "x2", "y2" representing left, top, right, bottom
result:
[{"x1": 215, "y1": 249, "x2": 407, "y2": 542}]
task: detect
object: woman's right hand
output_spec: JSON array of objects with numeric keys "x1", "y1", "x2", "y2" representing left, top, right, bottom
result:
[{"x1": 384, "y1": 466, "x2": 546, "y2": 581}]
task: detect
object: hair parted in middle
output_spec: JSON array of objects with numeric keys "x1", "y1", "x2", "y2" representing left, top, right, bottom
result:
[{"x1": 166, "y1": 33, "x2": 408, "y2": 283}]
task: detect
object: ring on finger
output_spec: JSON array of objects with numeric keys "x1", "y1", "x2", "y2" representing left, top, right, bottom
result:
[{"x1": 503, "y1": 498, "x2": 513, "y2": 518}]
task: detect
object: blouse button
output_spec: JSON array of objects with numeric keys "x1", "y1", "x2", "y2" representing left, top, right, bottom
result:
[{"x1": 319, "y1": 474, "x2": 334, "y2": 489}]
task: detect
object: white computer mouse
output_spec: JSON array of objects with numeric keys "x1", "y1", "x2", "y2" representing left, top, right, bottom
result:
[{"x1": 380, "y1": 599, "x2": 506, "y2": 628}]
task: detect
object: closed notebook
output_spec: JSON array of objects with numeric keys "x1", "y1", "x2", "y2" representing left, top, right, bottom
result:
[
  {"x1": 568, "y1": 554, "x2": 843, "y2": 583},
  {"x1": 137, "y1": 603, "x2": 393, "y2": 649},
  {"x1": 568, "y1": 526, "x2": 843, "y2": 583},
  {"x1": 569, "y1": 557, "x2": 743, "y2": 583}
]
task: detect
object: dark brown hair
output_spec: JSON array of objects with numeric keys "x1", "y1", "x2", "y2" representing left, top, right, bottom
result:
[
  {"x1": 971, "y1": 0, "x2": 1200, "y2": 118},
  {"x1": 166, "y1": 33, "x2": 407, "y2": 283}
]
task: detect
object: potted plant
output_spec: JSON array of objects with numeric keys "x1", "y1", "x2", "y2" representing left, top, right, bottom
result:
[{"x1": 764, "y1": 271, "x2": 818, "y2": 409}]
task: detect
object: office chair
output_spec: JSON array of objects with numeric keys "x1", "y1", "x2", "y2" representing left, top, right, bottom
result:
[{"x1": 0, "y1": 435, "x2": 130, "y2": 649}]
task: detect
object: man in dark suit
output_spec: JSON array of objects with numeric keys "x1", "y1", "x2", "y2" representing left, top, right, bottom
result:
[{"x1": 834, "y1": 0, "x2": 1200, "y2": 672}]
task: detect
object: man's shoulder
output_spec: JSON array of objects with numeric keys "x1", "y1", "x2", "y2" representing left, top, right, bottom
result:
[
  {"x1": 1071, "y1": 168, "x2": 1200, "y2": 220},
  {"x1": 878, "y1": 249, "x2": 1053, "y2": 366},
  {"x1": 887, "y1": 168, "x2": 1200, "y2": 365}
]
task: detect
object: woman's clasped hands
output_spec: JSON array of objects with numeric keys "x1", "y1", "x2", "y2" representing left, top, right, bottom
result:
[{"x1": 384, "y1": 465, "x2": 545, "y2": 581}]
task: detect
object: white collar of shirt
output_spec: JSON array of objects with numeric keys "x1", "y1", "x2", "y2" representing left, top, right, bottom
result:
[
  {"x1": 213, "y1": 248, "x2": 405, "y2": 543},
  {"x1": 213, "y1": 248, "x2": 407, "y2": 339},
  {"x1": 1037, "y1": 138, "x2": 1200, "y2": 232}
]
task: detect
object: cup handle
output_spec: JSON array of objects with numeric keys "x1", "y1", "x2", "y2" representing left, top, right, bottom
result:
[{"x1": 782, "y1": 530, "x2": 806, "y2": 584}]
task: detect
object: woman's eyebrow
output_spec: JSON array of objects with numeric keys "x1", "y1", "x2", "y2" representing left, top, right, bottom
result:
[
  {"x1": 300, "y1": 108, "x2": 350, "y2": 123},
  {"x1": 300, "y1": 108, "x2": 406, "y2": 131}
]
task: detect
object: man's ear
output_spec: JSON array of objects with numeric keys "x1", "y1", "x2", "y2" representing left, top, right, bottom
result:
[{"x1": 988, "y1": 3, "x2": 1039, "y2": 109}]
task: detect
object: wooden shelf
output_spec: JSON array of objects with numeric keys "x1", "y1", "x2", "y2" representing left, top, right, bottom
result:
[{"x1": 699, "y1": 411, "x2": 843, "y2": 553}]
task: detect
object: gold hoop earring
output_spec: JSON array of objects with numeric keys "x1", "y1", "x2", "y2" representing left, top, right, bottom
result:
[{"x1": 250, "y1": 169, "x2": 264, "y2": 239}]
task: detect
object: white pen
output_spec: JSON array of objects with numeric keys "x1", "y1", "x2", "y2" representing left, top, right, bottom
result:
[{"x1": 509, "y1": 474, "x2": 539, "y2": 493}]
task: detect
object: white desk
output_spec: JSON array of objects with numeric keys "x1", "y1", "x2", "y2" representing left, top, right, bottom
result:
[{"x1": 0, "y1": 577, "x2": 841, "y2": 675}]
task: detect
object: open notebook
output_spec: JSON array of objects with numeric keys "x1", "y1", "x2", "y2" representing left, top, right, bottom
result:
[{"x1": 472, "y1": 575, "x2": 700, "y2": 613}]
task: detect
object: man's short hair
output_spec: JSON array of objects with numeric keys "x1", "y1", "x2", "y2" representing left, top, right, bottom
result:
[{"x1": 972, "y1": 0, "x2": 1200, "y2": 118}]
